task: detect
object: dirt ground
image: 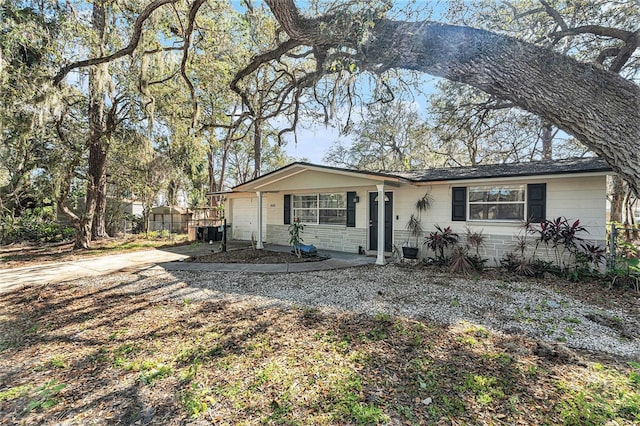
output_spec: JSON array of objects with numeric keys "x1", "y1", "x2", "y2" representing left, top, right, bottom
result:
[
  {"x1": 0, "y1": 240, "x2": 325, "y2": 269},
  {"x1": 1, "y1": 270, "x2": 639, "y2": 425},
  {"x1": 1, "y1": 241, "x2": 639, "y2": 424},
  {"x1": 0, "y1": 238, "x2": 190, "y2": 270}
]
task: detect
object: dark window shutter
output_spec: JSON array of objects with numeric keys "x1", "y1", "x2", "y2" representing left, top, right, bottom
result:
[
  {"x1": 452, "y1": 187, "x2": 466, "y2": 221},
  {"x1": 527, "y1": 183, "x2": 546, "y2": 223},
  {"x1": 284, "y1": 194, "x2": 291, "y2": 225},
  {"x1": 346, "y1": 192, "x2": 357, "y2": 227}
]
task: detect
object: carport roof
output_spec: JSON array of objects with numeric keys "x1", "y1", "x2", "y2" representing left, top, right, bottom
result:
[{"x1": 231, "y1": 162, "x2": 410, "y2": 191}]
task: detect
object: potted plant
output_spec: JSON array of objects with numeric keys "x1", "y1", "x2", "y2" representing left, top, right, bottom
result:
[{"x1": 403, "y1": 192, "x2": 432, "y2": 259}]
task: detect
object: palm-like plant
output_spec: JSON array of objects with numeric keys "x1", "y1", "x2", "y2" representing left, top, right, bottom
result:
[
  {"x1": 425, "y1": 225, "x2": 459, "y2": 262},
  {"x1": 405, "y1": 192, "x2": 432, "y2": 247}
]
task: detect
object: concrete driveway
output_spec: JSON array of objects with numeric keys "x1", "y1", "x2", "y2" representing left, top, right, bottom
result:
[
  {"x1": 0, "y1": 242, "x2": 378, "y2": 293},
  {"x1": 0, "y1": 247, "x2": 193, "y2": 293}
]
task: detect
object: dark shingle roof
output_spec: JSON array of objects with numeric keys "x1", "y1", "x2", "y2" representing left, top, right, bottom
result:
[{"x1": 389, "y1": 157, "x2": 612, "y2": 182}]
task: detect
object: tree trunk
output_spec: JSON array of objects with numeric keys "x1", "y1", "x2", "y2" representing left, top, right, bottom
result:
[
  {"x1": 610, "y1": 175, "x2": 624, "y2": 223},
  {"x1": 88, "y1": 0, "x2": 109, "y2": 240},
  {"x1": 253, "y1": 117, "x2": 262, "y2": 179},
  {"x1": 75, "y1": 219, "x2": 92, "y2": 249},
  {"x1": 88, "y1": 142, "x2": 108, "y2": 239},
  {"x1": 142, "y1": 205, "x2": 151, "y2": 234},
  {"x1": 262, "y1": 0, "x2": 640, "y2": 195},
  {"x1": 541, "y1": 122, "x2": 553, "y2": 160}
]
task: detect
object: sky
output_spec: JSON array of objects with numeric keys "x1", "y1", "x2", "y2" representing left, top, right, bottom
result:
[{"x1": 231, "y1": 0, "x2": 452, "y2": 165}]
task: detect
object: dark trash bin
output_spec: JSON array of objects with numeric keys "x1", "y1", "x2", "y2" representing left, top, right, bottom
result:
[{"x1": 196, "y1": 226, "x2": 222, "y2": 242}]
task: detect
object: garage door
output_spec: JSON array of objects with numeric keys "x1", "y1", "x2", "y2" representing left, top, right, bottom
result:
[{"x1": 231, "y1": 197, "x2": 267, "y2": 241}]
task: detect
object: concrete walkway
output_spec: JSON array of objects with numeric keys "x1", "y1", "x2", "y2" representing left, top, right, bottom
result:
[{"x1": 0, "y1": 243, "x2": 376, "y2": 293}]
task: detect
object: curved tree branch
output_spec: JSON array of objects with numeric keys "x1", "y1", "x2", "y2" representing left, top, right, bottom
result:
[
  {"x1": 252, "y1": 0, "x2": 640, "y2": 194},
  {"x1": 181, "y1": 0, "x2": 207, "y2": 129},
  {"x1": 53, "y1": 0, "x2": 179, "y2": 86},
  {"x1": 53, "y1": 0, "x2": 178, "y2": 86},
  {"x1": 230, "y1": 38, "x2": 302, "y2": 115},
  {"x1": 550, "y1": 25, "x2": 635, "y2": 42}
]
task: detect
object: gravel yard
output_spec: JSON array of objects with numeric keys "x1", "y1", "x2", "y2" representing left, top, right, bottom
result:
[
  {"x1": 3, "y1": 258, "x2": 639, "y2": 424},
  {"x1": 101, "y1": 264, "x2": 640, "y2": 359}
]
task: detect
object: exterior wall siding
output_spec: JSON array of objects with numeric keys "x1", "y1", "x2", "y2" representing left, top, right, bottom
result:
[{"x1": 228, "y1": 174, "x2": 607, "y2": 264}]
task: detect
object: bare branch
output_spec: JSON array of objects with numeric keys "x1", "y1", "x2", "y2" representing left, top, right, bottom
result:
[
  {"x1": 230, "y1": 38, "x2": 302, "y2": 114},
  {"x1": 596, "y1": 47, "x2": 621, "y2": 65},
  {"x1": 550, "y1": 25, "x2": 634, "y2": 42},
  {"x1": 538, "y1": 0, "x2": 568, "y2": 32},
  {"x1": 180, "y1": 0, "x2": 207, "y2": 129},
  {"x1": 609, "y1": 30, "x2": 640, "y2": 73},
  {"x1": 53, "y1": 0, "x2": 178, "y2": 86}
]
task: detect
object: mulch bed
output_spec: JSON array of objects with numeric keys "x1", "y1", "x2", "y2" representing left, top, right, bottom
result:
[{"x1": 187, "y1": 248, "x2": 327, "y2": 264}]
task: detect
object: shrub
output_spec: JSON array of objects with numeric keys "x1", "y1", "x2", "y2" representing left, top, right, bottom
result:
[
  {"x1": 508, "y1": 216, "x2": 606, "y2": 279},
  {"x1": 464, "y1": 227, "x2": 486, "y2": 256},
  {"x1": 0, "y1": 209, "x2": 75, "y2": 244},
  {"x1": 424, "y1": 225, "x2": 459, "y2": 263},
  {"x1": 449, "y1": 246, "x2": 474, "y2": 275}
]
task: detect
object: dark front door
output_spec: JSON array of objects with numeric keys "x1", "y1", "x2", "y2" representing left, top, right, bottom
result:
[{"x1": 369, "y1": 191, "x2": 393, "y2": 251}]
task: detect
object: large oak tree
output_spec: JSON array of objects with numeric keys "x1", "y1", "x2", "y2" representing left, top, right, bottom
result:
[
  {"x1": 238, "y1": 0, "x2": 640, "y2": 195},
  {"x1": 54, "y1": 0, "x2": 640, "y2": 195}
]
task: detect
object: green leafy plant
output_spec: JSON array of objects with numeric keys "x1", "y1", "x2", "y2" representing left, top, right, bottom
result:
[
  {"x1": 288, "y1": 218, "x2": 304, "y2": 258},
  {"x1": 25, "y1": 380, "x2": 66, "y2": 412}
]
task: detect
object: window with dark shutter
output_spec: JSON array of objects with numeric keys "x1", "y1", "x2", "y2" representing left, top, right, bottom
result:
[
  {"x1": 346, "y1": 192, "x2": 357, "y2": 227},
  {"x1": 452, "y1": 187, "x2": 466, "y2": 221},
  {"x1": 283, "y1": 194, "x2": 291, "y2": 224},
  {"x1": 527, "y1": 183, "x2": 546, "y2": 223}
]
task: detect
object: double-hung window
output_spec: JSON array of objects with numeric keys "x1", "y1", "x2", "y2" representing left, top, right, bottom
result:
[
  {"x1": 292, "y1": 193, "x2": 346, "y2": 225},
  {"x1": 468, "y1": 185, "x2": 525, "y2": 220}
]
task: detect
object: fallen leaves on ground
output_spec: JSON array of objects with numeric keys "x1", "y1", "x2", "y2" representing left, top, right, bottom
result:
[{"x1": 1, "y1": 271, "x2": 639, "y2": 425}]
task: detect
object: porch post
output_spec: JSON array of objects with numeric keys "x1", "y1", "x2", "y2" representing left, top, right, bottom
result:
[
  {"x1": 376, "y1": 184, "x2": 385, "y2": 265},
  {"x1": 256, "y1": 191, "x2": 264, "y2": 249}
]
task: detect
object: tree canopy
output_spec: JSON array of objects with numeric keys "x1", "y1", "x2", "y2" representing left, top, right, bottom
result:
[{"x1": 235, "y1": 0, "x2": 639, "y2": 194}]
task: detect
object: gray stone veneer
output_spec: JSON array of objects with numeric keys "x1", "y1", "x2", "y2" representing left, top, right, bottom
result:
[
  {"x1": 395, "y1": 230, "x2": 605, "y2": 266},
  {"x1": 267, "y1": 224, "x2": 367, "y2": 253},
  {"x1": 265, "y1": 225, "x2": 605, "y2": 265}
]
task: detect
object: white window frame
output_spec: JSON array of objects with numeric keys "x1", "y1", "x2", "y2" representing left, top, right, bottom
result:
[
  {"x1": 292, "y1": 193, "x2": 347, "y2": 225},
  {"x1": 467, "y1": 185, "x2": 526, "y2": 221}
]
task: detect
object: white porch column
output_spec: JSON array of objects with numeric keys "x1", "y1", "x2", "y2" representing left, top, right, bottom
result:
[
  {"x1": 376, "y1": 184, "x2": 385, "y2": 265},
  {"x1": 256, "y1": 191, "x2": 264, "y2": 249}
]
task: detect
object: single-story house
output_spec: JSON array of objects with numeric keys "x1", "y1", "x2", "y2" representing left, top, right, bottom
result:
[{"x1": 223, "y1": 157, "x2": 612, "y2": 265}]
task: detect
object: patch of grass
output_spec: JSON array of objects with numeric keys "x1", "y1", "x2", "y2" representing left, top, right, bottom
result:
[
  {"x1": 0, "y1": 385, "x2": 32, "y2": 402},
  {"x1": 49, "y1": 356, "x2": 66, "y2": 369},
  {"x1": 24, "y1": 380, "x2": 66, "y2": 412},
  {"x1": 563, "y1": 316, "x2": 582, "y2": 324},
  {"x1": 462, "y1": 323, "x2": 490, "y2": 339},
  {"x1": 330, "y1": 374, "x2": 388, "y2": 424},
  {"x1": 114, "y1": 343, "x2": 140, "y2": 357},
  {"x1": 556, "y1": 363, "x2": 640, "y2": 424},
  {"x1": 137, "y1": 365, "x2": 173, "y2": 385},
  {"x1": 460, "y1": 374, "x2": 505, "y2": 406},
  {"x1": 108, "y1": 329, "x2": 128, "y2": 341},
  {"x1": 179, "y1": 383, "x2": 214, "y2": 418}
]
